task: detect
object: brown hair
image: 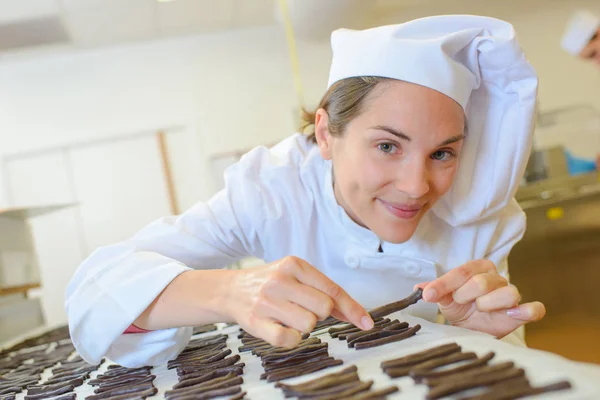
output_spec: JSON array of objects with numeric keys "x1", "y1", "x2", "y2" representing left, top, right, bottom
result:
[{"x1": 302, "y1": 76, "x2": 390, "y2": 143}]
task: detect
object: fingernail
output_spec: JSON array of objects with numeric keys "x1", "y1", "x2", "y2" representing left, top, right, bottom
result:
[
  {"x1": 361, "y1": 316, "x2": 374, "y2": 330},
  {"x1": 506, "y1": 307, "x2": 521, "y2": 317},
  {"x1": 424, "y1": 288, "x2": 437, "y2": 302}
]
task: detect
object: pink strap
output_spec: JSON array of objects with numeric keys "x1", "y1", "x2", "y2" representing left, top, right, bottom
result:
[{"x1": 123, "y1": 324, "x2": 150, "y2": 334}]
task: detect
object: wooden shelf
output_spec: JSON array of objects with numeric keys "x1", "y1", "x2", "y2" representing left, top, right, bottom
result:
[
  {"x1": 0, "y1": 283, "x2": 40, "y2": 297},
  {"x1": 0, "y1": 204, "x2": 76, "y2": 220}
]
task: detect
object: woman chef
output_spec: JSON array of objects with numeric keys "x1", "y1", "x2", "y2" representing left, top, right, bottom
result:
[{"x1": 67, "y1": 15, "x2": 546, "y2": 367}]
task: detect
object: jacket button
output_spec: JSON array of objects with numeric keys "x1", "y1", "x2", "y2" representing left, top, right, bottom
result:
[
  {"x1": 345, "y1": 254, "x2": 360, "y2": 268},
  {"x1": 404, "y1": 262, "x2": 421, "y2": 276}
]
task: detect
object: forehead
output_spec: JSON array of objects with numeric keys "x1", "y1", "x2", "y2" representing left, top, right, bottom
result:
[{"x1": 359, "y1": 80, "x2": 466, "y2": 133}]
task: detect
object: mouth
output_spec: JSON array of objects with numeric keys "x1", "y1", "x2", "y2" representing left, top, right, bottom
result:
[{"x1": 377, "y1": 199, "x2": 425, "y2": 220}]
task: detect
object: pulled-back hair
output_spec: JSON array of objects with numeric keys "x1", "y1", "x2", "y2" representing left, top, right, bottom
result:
[{"x1": 301, "y1": 76, "x2": 390, "y2": 142}]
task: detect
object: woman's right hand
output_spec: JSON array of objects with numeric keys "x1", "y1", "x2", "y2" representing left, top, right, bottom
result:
[{"x1": 224, "y1": 256, "x2": 374, "y2": 348}]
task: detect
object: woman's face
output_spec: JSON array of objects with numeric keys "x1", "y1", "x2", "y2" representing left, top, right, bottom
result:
[{"x1": 315, "y1": 80, "x2": 465, "y2": 244}]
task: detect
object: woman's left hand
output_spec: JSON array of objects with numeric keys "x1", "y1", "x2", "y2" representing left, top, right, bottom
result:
[{"x1": 415, "y1": 260, "x2": 546, "y2": 338}]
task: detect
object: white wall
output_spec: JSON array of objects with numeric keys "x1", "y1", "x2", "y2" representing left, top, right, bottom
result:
[
  {"x1": 0, "y1": 27, "x2": 291, "y2": 209},
  {"x1": 3, "y1": 0, "x2": 599, "y2": 205},
  {"x1": 0, "y1": 25, "x2": 321, "y2": 325},
  {"x1": 1, "y1": 0, "x2": 600, "y2": 324}
]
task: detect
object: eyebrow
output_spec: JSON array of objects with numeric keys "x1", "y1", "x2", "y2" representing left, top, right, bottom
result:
[{"x1": 370, "y1": 125, "x2": 466, "y2": 147}]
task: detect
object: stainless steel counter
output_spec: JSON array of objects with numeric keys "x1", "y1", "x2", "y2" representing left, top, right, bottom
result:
[{"x1": 510, "y1": 171, "x2": 600, "y2": 363}]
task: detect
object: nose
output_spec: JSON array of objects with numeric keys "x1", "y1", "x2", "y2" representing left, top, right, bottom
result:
[{"x1": 395, "y1": 159, "x2": 430, "y2": 199}]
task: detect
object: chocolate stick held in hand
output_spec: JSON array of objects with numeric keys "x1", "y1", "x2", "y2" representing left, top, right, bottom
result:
[{"x1": 369, "y1": 288, "x2": 424, "y2": 319}]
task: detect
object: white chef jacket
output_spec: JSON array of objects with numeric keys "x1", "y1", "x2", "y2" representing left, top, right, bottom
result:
[{"x1": 66, "y1": 134, "x2": 527, "y2": 367}]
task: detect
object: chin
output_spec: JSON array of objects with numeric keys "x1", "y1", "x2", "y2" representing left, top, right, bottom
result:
[
  {"x1": 373, "y1": 222, "x2": 419, "y2": 244},
  {"x1": 379, "y1": 230, "x2": 415, "y2": 244}
]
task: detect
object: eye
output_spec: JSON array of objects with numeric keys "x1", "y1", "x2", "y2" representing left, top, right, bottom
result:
[
  {"x1": 431, "y1": 150, "x2": 455, "y2": 161},
  {"x1": 378, "y1": 143, "x2": 397, "y2": 154}
]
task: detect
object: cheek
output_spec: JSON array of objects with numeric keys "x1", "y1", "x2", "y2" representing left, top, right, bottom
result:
[
  {"x1": 351, "y1": 154, "x2": 396, "y2": 203},
  {"x1": 334, "y1": 147, "x2": 373, "y2": 193},
  {"x1": 430, "y1": 165, "x2": 458, "y2": 197},
  {"x1": 332, "y1": 152, "x2": 361, "y2": 199}
]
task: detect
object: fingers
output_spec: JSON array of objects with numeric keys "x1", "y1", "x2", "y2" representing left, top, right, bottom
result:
[
  {"x1": 249, "y1": 317, "x2": 303, "y2": 349},
  {"x1": 256, "y1": 297, "x2": 318, "y2": 333},
  {"x1": 284, "y1": 257, "x2": 373, "y2": 330},
  {"x1": 423, "y1": 260, "x2": 495, "y2": 302},
  {"x1": 506, "y1": 301, "x2": 546, "y2": 322},
  {"x1": 270, "y1": 280, "x2": 335, "y2": 321},
  {"x1": 493, "y1": 301, "x2": 547, "y2": 338},
  {"x1": 476, "y1": 285, "x2": 520, "y2": 312},
  {"x1": 330, "y1": 308, "x2": 351, "y2": 323},
  {"x1": 452, "y1": 273, "x2": 508, "y2": 305}
]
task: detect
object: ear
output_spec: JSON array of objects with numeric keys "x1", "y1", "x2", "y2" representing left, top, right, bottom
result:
[{"x1": 314, "y1": 108, "x2": 334, "y2": 160}]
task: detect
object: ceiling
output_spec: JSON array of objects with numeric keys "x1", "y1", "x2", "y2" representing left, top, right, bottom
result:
[
  {"x1": 0, "y1": 0, "x2": 279, "y2": 55},
  {"x1": 0, "y1": 0, "x2": 557, "y2": 57}
]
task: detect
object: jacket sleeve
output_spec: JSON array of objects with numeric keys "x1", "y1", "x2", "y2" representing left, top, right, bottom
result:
[{"x1": 66, "y1": 155, "x2": 268, "y2": 367}]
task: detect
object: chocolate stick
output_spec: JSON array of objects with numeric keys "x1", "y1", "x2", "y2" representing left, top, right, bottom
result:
[
  {"x1": 101, "y1": 367, "x2": 151, "y2": 377},
  {"x1": 168, "y1": 349, "x2": 232, "y2": 369},
  {"x1": 84, "y1": 383, "x2": 156, "y2": 400},
  {"x1": 94, "y1": 375, "x2": 155, "y2": 393},
  {"x1": 86, "y1": 387, "x2": 157, "y2": 400},
  {"x1": 423, "y1": 361, "x2": 515, "y2": 388},
  {"x1": 262, "y1": 347, "x2": 330, "y2": 366},
  {"x1": 381, "y1": 343, "x2": 461, "y2": 369},
  {"x1": 267, "y1": 359, "x2": 344, "y2": 382},
  {"x1": 331, "y1": 319, "x2": 391, "y2": 339},
  {"x1": 261, "y1": 343, "x2": 328, "y2": 362},
  {"x1": 461, "y1": 380, "x2": 572, "y2": 400},
  {"x1": 348, "y1": 327, "x2": 411, "y2": 348},
  {"x1": 457, "y1": 376, "x2": 531, "y2": 400},
  {"x1": 0, "y1": 388, "x2": 19, "y2": 396},
  {"x1": 328, "y1": 319, "x2": 386, "y2": 335},
  {"x1": 355, "y1": 325, "x2": 421, "y2": 350},
  {"x1": 263, "y1": 354, "x2": 332, "y2": 372},
  {"x1": 275, "y1": 366, "x2": 358, "y2": 390},
  {"x1": 257, "y1": 338, "x2": 323, "y2": 357},
  {"x1": 342, "y1": 385, "x2": 399, "y2": 400},
  {"x1": 23, "y1": 384, "x2": 73, "y2": 400},
  {"x1": 280, "y1": 372, "x2": 360, "y2": 397},
  {"x1": 176, "y1": 355, "x2": 241, "y2": 376},
  {"x1": 167, "y1": 385, "x2": 241, "y2": 400},
  {"x1": 165, "y1": 375, "x2": 242, "y2": 398},
  {"x1": 178, "y1": 365, "x2": 244, "y2": 382},
  {"x1": 173, "y1": 369, "x2": 236, "y2": 389},
  {"x1": 307, "y1": 380, "x2": 373, "y2": 400},
  {"x1": 335, "y1": 328, "x2": 362, "y2": 340},
  {"x1": 412, "y1": 352, "x2": 495, "y2": 382},
  {"x1": 226, "y1": 391, "x2": 247, "y2": 400},
  {"x1": 260, "y1": 357, "x2": 337, "y2": 380},
  {"x1": 369, "y1": 288, "x2": 423, "y2": 319},
  {"x1": 426, "y1": 368, "x2": 525, "y2": 399},
  {"x1": 88, "y1": 374, "x2": 149, "y2": 386},
  {"x1": 285, "y1": 380, "x2": 365, "y2": 398},
  {"x1": 385, "y1": 352, "x2": 477, "y2": 380},
  {"x1": 52, "y1": 394, "x2": 76, "y2": 400},
  {"x1": 170, "y1": 343, "x2": 227, "y2": 361}
]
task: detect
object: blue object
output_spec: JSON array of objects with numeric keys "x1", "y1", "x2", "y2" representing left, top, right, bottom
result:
[{"x1": 564, "y1": 149, "x2": 597, "y2": 175}]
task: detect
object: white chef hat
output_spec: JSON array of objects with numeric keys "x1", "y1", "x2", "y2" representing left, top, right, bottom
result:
[
  {"x1": 327, "y1": 15, "x2": 538, "y2": 227},
  {"x1": 561, "y1": 10, "x2": 600, "y2": 55}
]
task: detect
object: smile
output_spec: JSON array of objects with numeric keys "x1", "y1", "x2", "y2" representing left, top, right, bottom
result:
[{"x1": 377, "y1": 199, "x2": 424, "y2": 220}]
